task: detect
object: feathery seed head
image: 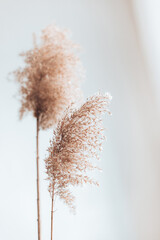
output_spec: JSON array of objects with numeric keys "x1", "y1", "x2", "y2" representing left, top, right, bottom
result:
[
  {"x1": 14, "y1": 24, "x2": 84, "y2": 129},
  {"x1": 45, "y1": 92, "x2": 111, "y2": 209}
]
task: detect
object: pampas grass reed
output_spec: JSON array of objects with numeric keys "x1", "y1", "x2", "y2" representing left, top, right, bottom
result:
[
  {"x1": 45, "y1": 92, "x2": 111, "y2": 240},
  {"x1": 13, "y1": 24, "x2": 83, "y2": 240}
]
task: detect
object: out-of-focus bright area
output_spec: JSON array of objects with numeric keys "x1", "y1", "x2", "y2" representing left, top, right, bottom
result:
[{"x1": 0, "y1": 0, "x2": 160, "y2": 240}]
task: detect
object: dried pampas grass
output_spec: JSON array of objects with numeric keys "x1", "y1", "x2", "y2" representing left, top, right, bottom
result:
[
  {"x1": 14, "y1": 24, "x2": 84, "y2": 129},
  {"x1": 13, "y1": 24, "x2": 84, "y2": 240},
  {"x1": 45, "y1": 92, "x2": 112, "y2": 209}
]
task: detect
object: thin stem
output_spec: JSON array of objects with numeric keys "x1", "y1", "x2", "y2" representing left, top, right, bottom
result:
[
  {"x1": 36, "y1": 117, "x2": 41, "y2": 240},
  {"x1": 51, "y1": 186, "x2": 54, "y2": 240}
]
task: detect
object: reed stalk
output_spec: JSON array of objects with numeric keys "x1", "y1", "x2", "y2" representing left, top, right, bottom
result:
[
  {"x1": 36, "y1": 117, "x2": 41, "y2": 240},
  {"x1": 51, "y1": 186, "x2": 54, "y2": 240}
]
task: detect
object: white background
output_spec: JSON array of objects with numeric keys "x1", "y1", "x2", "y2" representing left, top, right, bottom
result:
[{"x1": 0, "y1": 0, "x2": 160, "y2": 240}]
